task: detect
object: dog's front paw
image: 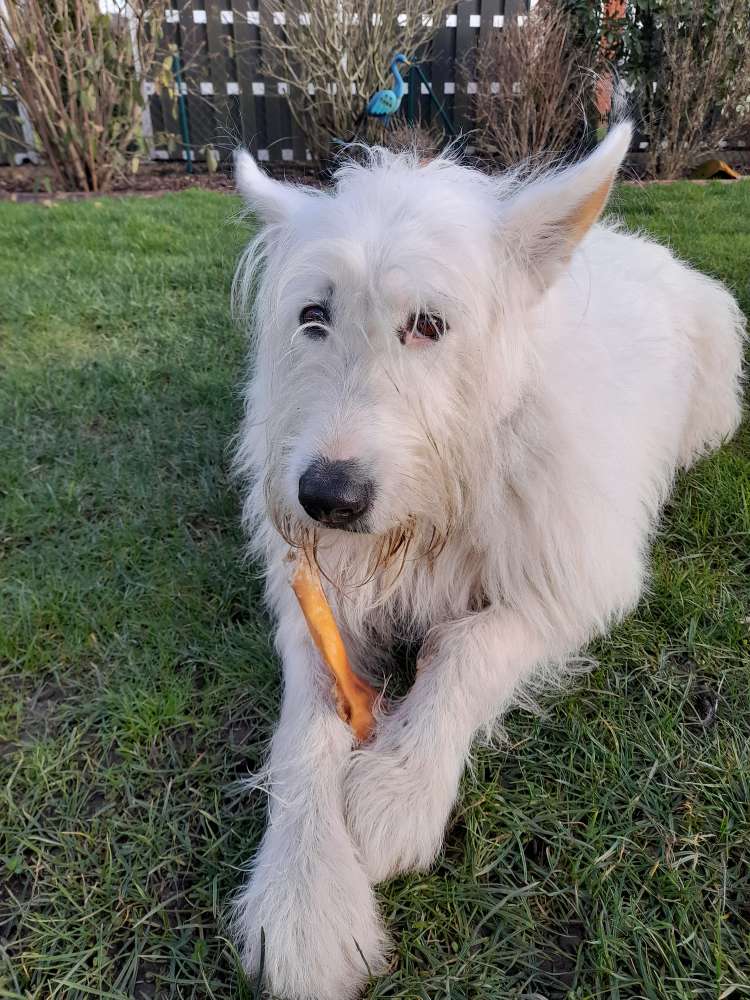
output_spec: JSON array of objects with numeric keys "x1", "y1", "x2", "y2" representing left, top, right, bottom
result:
[
  {"x1": 234, "y1": 832, "x2": 389, "y2": 999},
  {"x1": 345, "y1": 710, "x2": 462, "y2": 883}
]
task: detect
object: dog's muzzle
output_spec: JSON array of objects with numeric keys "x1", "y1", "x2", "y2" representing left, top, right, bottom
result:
[{"x1": 298, "y1": 458, "x2": 374, "y2": 531}]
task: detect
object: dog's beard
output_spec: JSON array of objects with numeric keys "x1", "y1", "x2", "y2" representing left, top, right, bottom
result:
[{"x1": 265, "y1": 480, "x2": 451, "y2": 590}]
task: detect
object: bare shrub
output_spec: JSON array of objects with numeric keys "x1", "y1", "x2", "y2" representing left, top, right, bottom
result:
[
  {"x1": 471, "y1": 0, "x2": 602, "y2": 168},
  {"x1": 0, "y1": 0, "x2": 165, "y2": 192},
  {"x1": 260, "y1": 0, "x2": 453, "y2": 161},
  {"x1": 379, "y1": 121, "x2": 442, "y2": 160},
  {"x1": 633, "y1": 0, "x2": 750, "y2": 178}
]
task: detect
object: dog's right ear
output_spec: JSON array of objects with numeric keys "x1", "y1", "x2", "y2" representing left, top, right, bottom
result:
[
  {"x1": 502, "y1": 122, "x2": 632, "y2": 294},
  {"x1": 235, "y1": 149, "x2": 308, "y2": 224}
]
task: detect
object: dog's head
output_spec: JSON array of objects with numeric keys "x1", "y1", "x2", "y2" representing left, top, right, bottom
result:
[{"x1": 234, "y1": 126, "x2": 630, "y2": 550}]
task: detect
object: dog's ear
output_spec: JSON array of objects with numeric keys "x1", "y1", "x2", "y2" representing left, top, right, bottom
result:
[
  {"x1": 503, "y1": 122, "x2": 632, "y2": 293},
  {"x1": 235, "y1": 149, "x2": 309, "y2": 224}
]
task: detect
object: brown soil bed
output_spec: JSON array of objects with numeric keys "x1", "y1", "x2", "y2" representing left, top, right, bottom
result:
[
  {"x1": 1, "y1": 154, "x2": 746, "y2": 202},
  {"x1": 0, "y1": 161, "x2": 235, "y2": 199},
  {"x1": 0, "y1": 159, "x2": 320, "y2": 200}
]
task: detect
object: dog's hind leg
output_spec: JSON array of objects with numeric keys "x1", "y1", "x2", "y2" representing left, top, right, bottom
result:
[
  {"x1": 234, "y1": 584, "x2": 389, "y2": 1000},
  {"x1": 344, "y1": 607, "x2": 573, "y2": 884}
]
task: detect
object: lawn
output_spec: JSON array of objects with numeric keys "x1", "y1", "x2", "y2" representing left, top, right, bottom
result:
[{"x1": 0, "y1": 180, "x2": 748, "y2": 1000}]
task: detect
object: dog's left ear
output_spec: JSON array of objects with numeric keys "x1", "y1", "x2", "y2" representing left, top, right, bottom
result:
[
  {"x1": 235, "y1": 149, "x2": 309, "y2": 224},
  {"x1": 503, "y1": 122, "x2": 632, "y2": 293}
]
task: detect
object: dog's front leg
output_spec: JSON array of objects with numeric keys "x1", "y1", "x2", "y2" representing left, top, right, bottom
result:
[
  {"x1": 346, "y1": 607, "x2": 564, "y2": 883},
  {"x1": 235, "y1": 587, "x2": 389, "y2": 1000}
]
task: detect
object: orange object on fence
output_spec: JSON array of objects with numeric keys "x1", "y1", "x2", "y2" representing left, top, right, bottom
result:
[{"x1": 596, "y1": 0, "x2": 627, "y2": 120}]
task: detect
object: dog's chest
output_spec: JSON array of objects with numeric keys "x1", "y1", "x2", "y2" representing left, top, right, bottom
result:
[{"x1": 334, "y1": 533, "x2": 487, "y2": 645}]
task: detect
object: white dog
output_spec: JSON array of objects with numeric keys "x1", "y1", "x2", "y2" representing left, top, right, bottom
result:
[{"x1": 231, "y1": 123, "x2": 744, "y2": 999}]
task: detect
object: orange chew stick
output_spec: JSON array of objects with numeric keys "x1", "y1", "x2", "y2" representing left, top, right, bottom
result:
[{"x1": 291, "y1": 552, "x2": 377, "y2": 743}]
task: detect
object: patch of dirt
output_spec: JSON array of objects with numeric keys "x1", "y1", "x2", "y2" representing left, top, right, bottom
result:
[
  {"x1": 523, "y1": 833, "x2": 549, "y2": 867},
  {"x1": 0, "y1": 159, "x2": 319, "y2": 200},
  {"x1": 83, "y1": 789, "x2": 108, "y2": 819},
  {"x1": 184, "y1": 513, "x2": 224, "y2": 543},
  {"x1": 0, "y1": 738, "x2": 19, "y2": 758},
  {"x1": 0, "y1": 161, "x2": 232, "y2": 198},
  {"x1": 690, "y1": 683, "x2": 720, "y2": 729},
  {"x1": 0, "y1": 857, "x2": 32, "y2": 909},
  {"x1": 105, "y1": 746, "x2": 124, "y2": 767},
  {"x1": 133, "y1": 959, "x2": 169, "y2": 1000},
  {"x1": 531, "y1": 920, "x2": 585, "y2": 997},
  {"x1": 667, "y1": 654, "x2": 723, "y2": 731},
  {"x1": 4, "y1": 155, "x2": 747, "y2": 202},
  {"x1": 19, "y1": 680, "x2": 67, "y2": 740},
  {"x1": 225, "y1": 717, "x2": 258, "y2": 749}
]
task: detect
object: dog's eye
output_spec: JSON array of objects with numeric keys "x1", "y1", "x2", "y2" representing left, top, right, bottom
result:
[
  {"x1": 399, "y1": 312, "x2": 447, "y2": 346},
  {"x1": 299, "y1": 304, "x2": 329, "y2": 339}
]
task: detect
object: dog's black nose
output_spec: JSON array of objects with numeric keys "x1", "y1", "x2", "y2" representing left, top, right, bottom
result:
[{"x1": 298, "y1": 459, "x2": 373, "y2": 529}]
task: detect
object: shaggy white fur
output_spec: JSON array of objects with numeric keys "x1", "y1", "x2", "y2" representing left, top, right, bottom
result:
[{"x1": 231, "y1": 123, "x2": 745, "y2": 1000}]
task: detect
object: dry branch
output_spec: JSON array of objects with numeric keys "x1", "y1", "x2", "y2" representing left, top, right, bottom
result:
[
  {"x1": 260, "y1": 0, "x2": 453, "y2": 161},
  {"x1": 0, "y1": 0, "x2": 166, "y2": 191},
  {"x1": 471, "y1": 0, "x2": 602, "y2": 168},
  {"x1": 636, "y1": 0, "x2": 750, "y2": 179}
]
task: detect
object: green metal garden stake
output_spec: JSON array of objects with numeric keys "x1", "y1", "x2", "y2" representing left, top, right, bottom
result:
[{"x1": 407, "y1": 65, "x2": 418, "y2": 126}]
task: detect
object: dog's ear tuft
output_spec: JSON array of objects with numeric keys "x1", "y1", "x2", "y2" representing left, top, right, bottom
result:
[
  {"x1": 504, "y1": 121, "x2": 632, "y2": 293},
  {"x1": 235, "y1": 148, "x2": 307, "y2": 224}
]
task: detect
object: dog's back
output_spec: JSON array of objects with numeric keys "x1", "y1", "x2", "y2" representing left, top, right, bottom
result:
[
  {"x1": 562, "y1": 225, "x2": 743, "y2": 466},
  {"x1": 530, "y1": 223, "x2": 743, "y2": 497}
]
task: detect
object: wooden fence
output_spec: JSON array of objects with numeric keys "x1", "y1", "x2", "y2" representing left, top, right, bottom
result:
[{"x1": 0, "y1": 0, "x2": 531, "y2": 166}]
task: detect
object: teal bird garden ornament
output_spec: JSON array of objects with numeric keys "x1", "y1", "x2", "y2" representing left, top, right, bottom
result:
[{"x1": 365, "y1": 53, "x2": 410, "y2": 120}]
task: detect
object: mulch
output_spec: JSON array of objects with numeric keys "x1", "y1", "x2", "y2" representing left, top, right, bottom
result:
[
  {"x1": 0, "y1": 159, "x2": 323, "y2": 201},
  {"x1": 1, "y1": 157, "x2": 746, "y2": 202},
  {"x1": 0, "y1": 162, "x2": 236, "y2": 201}
]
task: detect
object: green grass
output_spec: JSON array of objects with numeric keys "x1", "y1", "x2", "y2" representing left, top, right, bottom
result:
[{"x1": 0, "y1": 180, "x2": 748, "y2": 1000}]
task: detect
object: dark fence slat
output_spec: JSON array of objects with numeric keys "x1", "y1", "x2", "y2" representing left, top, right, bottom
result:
[
  {"x1": 431, "y1": 6, "x2": 457, "y2": 136},
  {"x1": 475, "y1": 0, "x2": 502, "y2": 144},
  {"x1": 205, "y1": 0, "x2": 230, "y2": 150},
  {"x1": 257, "y1": 0, "x2": 285, "y2": 162},
  {"x1": 0, "y1": 95, "x2": 28, "y2": 166},
  {"x1": 176, "y1": 0, "x2": 212, "y2": 159},
  {"x1": 454, "y1": 0, "x2": 481, "y2": 135},
  {"x1": 278, "y1": 0, "x2": 306, "y2": 161},
  {"x1": 231, "y1": 0, "x2": 259, "y2": 153},
  {"x1": 154, "y1": 4, "x2": 184, "y2": 158},
  {"x1": 480, "y1": 0, "x2": 501, "y2": 48},
  {"x1": 502, "y1": 0, "x2": 530, "y2": 20}
]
